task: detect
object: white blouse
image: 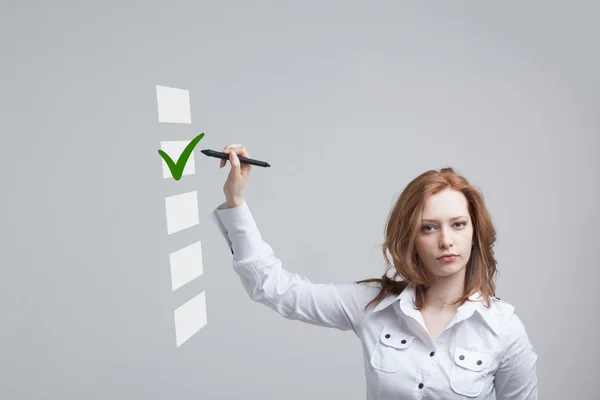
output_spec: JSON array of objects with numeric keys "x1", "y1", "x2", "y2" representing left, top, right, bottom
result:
[{"x1": 210, "y1": 201, "x2": 539, "y2": 399}]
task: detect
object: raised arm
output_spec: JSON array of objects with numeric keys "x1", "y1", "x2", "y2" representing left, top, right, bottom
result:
[
  {"x1": 210, "y1": 143, "x2": 375, "y2": 333},
  {"x1": 211, "y1": 200, "x2": 374, "y2": 333}
]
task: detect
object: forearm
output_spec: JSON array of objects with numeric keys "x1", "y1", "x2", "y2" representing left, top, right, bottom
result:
[{"x1": 226, "y1": 196, "x2": 245, "y2": 209}]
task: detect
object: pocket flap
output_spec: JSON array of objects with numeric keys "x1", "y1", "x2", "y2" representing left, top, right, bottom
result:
[
  {"x1": 379, "y1": 328, "x2": 415, "y2": 349},
  {"x1": 453, "y1": 347, "x2": 489, "y2": 372}
]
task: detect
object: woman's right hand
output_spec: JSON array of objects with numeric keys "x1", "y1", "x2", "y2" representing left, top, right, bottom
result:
[{"x1": 220, "y1": 144, "x2": 252, "y2": 207}]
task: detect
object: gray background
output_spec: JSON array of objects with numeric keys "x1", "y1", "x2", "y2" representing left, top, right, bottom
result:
[{"x1": 2, "y1": 1, "x2": 599, "y2": 399}]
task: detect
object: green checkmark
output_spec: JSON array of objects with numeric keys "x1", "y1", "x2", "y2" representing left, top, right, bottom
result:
[{"x1": 158, "y1": 132, "x2": 205, "y2": 180}]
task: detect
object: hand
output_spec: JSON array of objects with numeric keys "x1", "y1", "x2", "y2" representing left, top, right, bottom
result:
[{"x1": 220, "y1": 144, "x2": 251, "y2": 207}]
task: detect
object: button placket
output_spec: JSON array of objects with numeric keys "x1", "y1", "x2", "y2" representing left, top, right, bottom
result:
[
  {"x1": 427, "y1": 342, "x2": 442, "y2": 375},
  {"x1": 419, "y1": 344, "x2": 439, "y2": 394}
]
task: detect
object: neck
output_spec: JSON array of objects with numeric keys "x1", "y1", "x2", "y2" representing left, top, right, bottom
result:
[{"x1": 422, "y1": 271, "x2": 465, "y2": 312}]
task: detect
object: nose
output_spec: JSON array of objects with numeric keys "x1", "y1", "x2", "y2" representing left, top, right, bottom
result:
[{"x1": 439, "y1": 227, "x2": 454, "y2": 248}]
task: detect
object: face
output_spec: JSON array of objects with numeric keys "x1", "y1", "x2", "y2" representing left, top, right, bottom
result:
[{"x1": 414, "y1": 188, "x2": 474, "y2": 281}]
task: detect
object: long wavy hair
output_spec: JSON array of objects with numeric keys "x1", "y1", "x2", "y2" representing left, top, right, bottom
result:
[{"x1": 355, "y1": 167, "x2": 498, "y2": 311}]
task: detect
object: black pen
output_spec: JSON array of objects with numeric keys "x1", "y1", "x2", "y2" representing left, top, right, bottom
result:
[{"x1": 200, "y1": 149, "x2": 271, "y2": 168}]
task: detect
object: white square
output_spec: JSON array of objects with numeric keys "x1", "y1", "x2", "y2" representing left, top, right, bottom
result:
[
  {"x1": 160, "y1": 140, "x2": 196, "y2": 179},
  {"x1": 174, "y1": 291, "x2": 207, "y2": 347},
  {"x1": 169, "y1": 241, "x2": 203, "y2": 291},
  {"x1": 156, "y1": 85, "x2": 191, "y2": 124},
  {"x1": 164, "y1": 191, "x2": 199, "y2": 235}
]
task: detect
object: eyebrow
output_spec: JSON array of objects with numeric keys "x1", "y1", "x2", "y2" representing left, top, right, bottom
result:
[{"x1": 421, "y1": 216, "x2": 468, "y2": 223}]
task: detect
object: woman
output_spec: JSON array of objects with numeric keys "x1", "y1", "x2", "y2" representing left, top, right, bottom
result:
[{"x1": 210, "y1": 144, "x2": 538, "y2": 399}]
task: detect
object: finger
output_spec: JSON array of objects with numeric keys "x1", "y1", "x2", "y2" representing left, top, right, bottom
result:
[
  {"x1": 230, "y1": 145, "x2": 249, "y2": 158},
  {"x1": 223, "y1": 144, "x2": 247, "y2": 154},
  {"x1": 223, "y1": 144, "x2": 241, "y2": 152},
  {"x1": 222, "y1": 146, "x2": 233, "y2": 168},
  {"x1": 229, "y1": 149, "x2": 241, "y2": 169},
  {"x1": 238, "y1": 146, "x2": 249, "y2": 158}
]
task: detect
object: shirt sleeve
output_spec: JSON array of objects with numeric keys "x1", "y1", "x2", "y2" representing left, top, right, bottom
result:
[
  {"x1": 494, "y1": 311, "x2": 539, "y2": 400},
  {"x1": 209, "y1": 201, "x2": 373, "y2": 334}
]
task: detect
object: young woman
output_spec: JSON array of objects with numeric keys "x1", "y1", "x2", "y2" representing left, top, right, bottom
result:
[{"x1": 210, "y1": 144, "x2": 538, "y2": 399}]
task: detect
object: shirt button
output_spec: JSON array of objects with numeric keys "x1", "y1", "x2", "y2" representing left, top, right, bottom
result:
[
  {"x1": 418, "y1": 383, "x2": 424, "y2": 389},
  {"x1": 477, "y1": 360, "x2": 482, "y2": 365},
  {"x1": 430, "y1": 351, "x2": 435, "y2": 357},
  {"x1": 385, "y1": 334, "x2": 390, "y2": 338},
  {"x1": 459, "y1": 355, "x2": 465, "y2": 360},
  {"x1": 401, "y1": 339, "x2": 406, "y2": 344}
]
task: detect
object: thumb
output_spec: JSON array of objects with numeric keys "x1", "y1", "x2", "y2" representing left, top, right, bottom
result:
[{"x1": 229, "y1": 150, "x2": 241, "y2": 170}]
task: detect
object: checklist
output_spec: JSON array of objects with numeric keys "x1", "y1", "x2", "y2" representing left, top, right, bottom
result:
[{"x1": 157, "y1": 85, "x2": 209, "y2": 347}]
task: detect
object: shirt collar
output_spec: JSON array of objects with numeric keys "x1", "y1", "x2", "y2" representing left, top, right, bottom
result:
[{"x1": 371, "y1": 283, "x2": 502, "y2": 335}]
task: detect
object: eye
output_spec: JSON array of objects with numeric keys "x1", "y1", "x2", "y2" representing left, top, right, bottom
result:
[{"x1": 421, "y1": 221, "x2": 467, "y2": 232}]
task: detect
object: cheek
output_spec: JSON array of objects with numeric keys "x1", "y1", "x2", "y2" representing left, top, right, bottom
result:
[
  {"x1": 413, "y1": 241, "x2": 423, "y2": 256},
  {"x1": 415, "y1": 239, "x2": 434, "y2": 256}
]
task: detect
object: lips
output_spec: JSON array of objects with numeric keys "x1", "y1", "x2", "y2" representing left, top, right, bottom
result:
[{"x1": 438, "y1": 254, "x2": 457, "y2": 259}]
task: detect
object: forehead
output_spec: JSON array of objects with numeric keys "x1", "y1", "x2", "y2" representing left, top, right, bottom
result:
[{"x1": 421, "y1": 189, "x2": 469, "y2": 219}]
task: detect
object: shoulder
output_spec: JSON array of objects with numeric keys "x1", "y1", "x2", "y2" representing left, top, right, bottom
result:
[
  {"x1": 333, "y1": 280, "x2": 396, "y2": 316},
  {"x1": 347, "y1": 281, "x2": 385, "y2": 303},
  {"x1": 489, "y1": 295, "x2": 515, "y2": 315},
  {"x1": 329, "y1": 281, "x2": 381, "y2": 303},
  {"x1": 470, "y1": 295, "x2": 518, "y2": 336},
  {"x1": 486, "y1": 297, "x2": 533, "y2": 352}
]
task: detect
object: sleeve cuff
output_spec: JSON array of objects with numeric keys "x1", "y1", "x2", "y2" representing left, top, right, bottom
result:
[{"x1": 209, "y1": 201, "x2": 265, "y2": 260}]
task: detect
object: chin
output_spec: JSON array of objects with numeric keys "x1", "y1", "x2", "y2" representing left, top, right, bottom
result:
[{"x1": 430, "y1": 263, "x2": 467, "y2": 278}]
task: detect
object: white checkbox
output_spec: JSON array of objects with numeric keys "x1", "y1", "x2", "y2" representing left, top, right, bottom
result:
[
  {"x1": 169, "y1": 241, "x2": 203, "y2": 291},
  {"x1": 160, "y1": 140, "x2": 196, "y2": 179},
  {"x1": 164, "y1": 191, "x2": 199, "y2": 235},
  {"x1": 174, "y1": 291, "x2": 207, "y2": 347},
  {"x1": 156, "y1": 85, "x2": 191, "y2": 124}
]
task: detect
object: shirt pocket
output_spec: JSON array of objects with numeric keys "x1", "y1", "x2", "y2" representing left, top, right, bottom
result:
[
  {"x1": 370, "y1": 326, "x2": 416, "y2": 373},
  {"x1": 450, "y1": 347, "x2": 491, "y2": 397}
]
